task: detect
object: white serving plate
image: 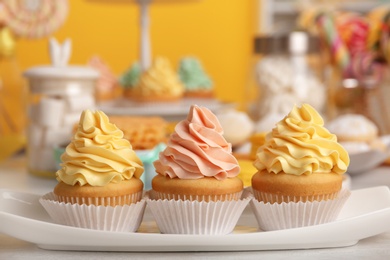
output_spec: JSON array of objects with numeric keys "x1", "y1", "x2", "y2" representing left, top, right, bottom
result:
[{"x1": 1, "y1": 186, "x2": 390, "y2": 252}]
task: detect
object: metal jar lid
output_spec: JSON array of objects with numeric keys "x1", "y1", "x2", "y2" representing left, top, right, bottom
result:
[{"x1": 253, "y1": 33, "x2": 320, "y2": 55}]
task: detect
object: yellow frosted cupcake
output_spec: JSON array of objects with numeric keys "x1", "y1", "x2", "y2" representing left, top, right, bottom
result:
[
  {"x1": 131, "y1": 57, "x2": 184, "y2": 102},
  {"x1": 40, "y1": 110, "x2": 146, "y2": 232},
  {"x1": 147, "y1": 105, "x2": 251, "y2": 234},
  {"x1": 250, "y1": 104, "x2": 351, "y2": 230}
]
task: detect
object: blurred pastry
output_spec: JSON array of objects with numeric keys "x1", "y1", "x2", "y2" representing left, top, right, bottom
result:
[
  {"x1": 119, "y1": 62, "x2": 141, "y2": 98},
  {"x1": 88, "y1": 56, "x2": 121, "y2": 101},
  {"x1": 326, "y1": 114, "x2": 386, "y2": 153},
  {"x1": 216, "y1": 108, "x2": 254, "y2": 147},
  {"x1": 130, "y1": 57, "x2": 184, "y2": 102},
  {"x1": 327, "y1": 114, "x2": 378, "y2": 142},
  {"x1": 109, "y1": 116, "x2": 168, "y2": 150},
  {"x1": 178, "y1": 57, "x2": 214, "y2": 98}
]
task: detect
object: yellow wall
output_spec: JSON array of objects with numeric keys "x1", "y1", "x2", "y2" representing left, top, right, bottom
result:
[{"x1": 15, "y1": 0, "x2": 256, "y2": 104}]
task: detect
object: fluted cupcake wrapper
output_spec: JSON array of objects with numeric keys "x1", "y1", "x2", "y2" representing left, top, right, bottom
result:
[
  {"x1": 150, "y1": 191, "x2": 243, "y2": 202},
  {"x1": 250, "y1": 188, "x2": 351, "y2": 231},
  {"x1": 54, "y1": 192, "x2": 143, "y2": 206},
  {"x1": 39, "y1": 192, "x2": 146, "y2": 232},
  {"x1": 146, "y1": 190, "x2": 252, "y2": 235}
]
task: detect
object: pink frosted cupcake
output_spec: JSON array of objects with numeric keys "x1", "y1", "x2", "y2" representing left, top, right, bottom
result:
[{"x1": 146, "y1": 105, "x2": 251, "y2": 235}]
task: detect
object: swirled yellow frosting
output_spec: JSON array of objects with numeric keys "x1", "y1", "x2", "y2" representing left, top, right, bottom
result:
[
  {"x1": 133, "y1": 57, "x2": 184, "y2": 97},
  {"x1": 254, "y1": 104, "x2": 349, "y2": 175},
  {"x1": 56, "y1": 110, "x2": 144, "y2": 186}
]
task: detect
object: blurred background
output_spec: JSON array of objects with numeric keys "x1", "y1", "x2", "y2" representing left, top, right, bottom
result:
[{"x1": 15, "y1": 0, "x2": 257, "y2": 103}]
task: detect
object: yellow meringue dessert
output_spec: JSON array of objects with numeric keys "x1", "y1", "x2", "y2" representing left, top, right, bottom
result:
[{"x1": 131, "y1": 57, "x2": 184, "y2": 102}]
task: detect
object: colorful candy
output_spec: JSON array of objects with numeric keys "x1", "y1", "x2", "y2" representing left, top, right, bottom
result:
[
  {"x1": 316, "y1": 12, "x2": 351, "y2": 73},
  {"x1": 2, "y1": 0, "x2": 68, "y2": 39}
]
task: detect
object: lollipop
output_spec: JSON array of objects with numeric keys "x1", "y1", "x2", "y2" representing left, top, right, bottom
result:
[
  {"x1": 2, "y1": 0, "x2": 68, "y2": 38},
  {"x1": 367, "y1": 5, "x2": 390, "y2": 55},
  {"x1": 316, "y1": 12, "x2": 351, "y2": 73},
  {"x1": 336, "y1": 12, "x2": 370, "y2": 57}
]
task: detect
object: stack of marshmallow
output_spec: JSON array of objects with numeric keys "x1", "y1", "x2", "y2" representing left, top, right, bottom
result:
[
  {"x1": 24, "y1": 38, "x2": 98, "y2": 174},
  {"x1": 27, "y1": 94, "x2": 95, "y2": 172}
]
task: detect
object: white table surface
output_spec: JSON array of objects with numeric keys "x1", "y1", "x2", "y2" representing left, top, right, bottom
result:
[{"x1": 1, "y1": 155, "x2": 390, "y2": 259}]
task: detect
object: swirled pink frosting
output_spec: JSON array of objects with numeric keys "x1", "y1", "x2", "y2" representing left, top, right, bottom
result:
[{"x1": 153, "y1": 105, "x2": 240, "y2": 180}]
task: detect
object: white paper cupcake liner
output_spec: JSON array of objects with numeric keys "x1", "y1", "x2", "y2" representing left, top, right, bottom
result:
[
  {"x1": 250, "y1": 188, "x2": 351, "y2": 231},
  {"x1": 39, "y1": 192, "x2": 147, "y2": 232},
  {"x1": 252, "y1": 189, "x2": 339, "y2": 204},
  {"x1": 146, "y1": 189, "x2": 252, "y2": 235},
  {"x1": 150, "y1": 191, "x2": 243, "y2": 202},
  {"x1": 55, "y1": 191, "x2": 143, "y2": 206}
]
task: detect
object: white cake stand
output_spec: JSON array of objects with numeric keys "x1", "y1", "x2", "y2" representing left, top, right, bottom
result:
[{"x1": 135, "y1": 0, "x2": 200, "y2": 71}]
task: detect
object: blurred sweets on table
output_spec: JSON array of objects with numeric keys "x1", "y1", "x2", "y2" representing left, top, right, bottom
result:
[
  {"x1": 1, "y1": 0, "x2": 68, "y2": 39},
  {"x1": 216, "y1": 108, "x2": 254, "y2": 149},
  {"x1": 88, "y1": 56, "x2": 121, "y2": 102},
  {"x1": 125, "y1": 115, "x2": 169, "y2": 190},
  {"x1": 119, "y1": 56, "x2": 215, "y2": 102},
  {"x1": 0, "y1": 26, "x2": 26, "y2": 161},
  {"x1": 178, "y1": 57, "x2": 214, "y2": 98},
  {"x1": 248, "y1": 32, "x2": 326, "y2": 134},
  {"x1": 123, "y1": 57, "x2": 184, "y2": 102},
  {"x1": 23, "y1": 38, "x2": 98, "y2": 178},
  {"x1": 216, "y1": 107, "x2": 261, "y2": 187},
  {"x1": 119, "y1": 62, "x2": 141, "y2": 99},
  {"x1": 326, "y1": 113, "x2": 386, "y2": 154},
  {"x1": 108, "y1": 116, "x2": 168, "y2": 151},
  {"x1": 298, "y1": 5, "x2": 390, "y2": 134},
  {"x1": 0, "y1": 0, "x2": 70, "y2": 161}
]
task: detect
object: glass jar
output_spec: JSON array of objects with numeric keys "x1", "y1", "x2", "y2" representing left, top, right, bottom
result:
[
  {"x1": 329, "y1": 70, "x2": 390, "y2": 135},
  {"x1": 248, "y1": 32, "x2": 325, "y2": 133},
  {"x1": 23, "y1": 66, "x2": 98, "y2": 178}
]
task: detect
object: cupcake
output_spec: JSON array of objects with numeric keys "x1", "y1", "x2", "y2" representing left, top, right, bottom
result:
[
  {"x1": 178, "y1": 57, "x2": 214, "y2": 98},
  {"x1": 251, "y1": 104, "x2": 350, "y2": 230},
  {"x1": 40, "y1": 110, "x2": 146, "y2": 232},
  {"x1": 147, "y1": 105, "x2": 251, "y2": 234},
  {"x1": 88, "y1": 56, "x2": 121, "y2": 102},
  {"x1": 130, "y1": 57, "x2": 184, "y2": 102},
  {"x1": 119, "y1": 62, "x2": 141, "y2": 99}
]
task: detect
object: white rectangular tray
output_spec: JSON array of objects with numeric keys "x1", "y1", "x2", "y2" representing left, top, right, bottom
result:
[{"x1": 1, "y1": 186, "x2": 390, "y2": 252}]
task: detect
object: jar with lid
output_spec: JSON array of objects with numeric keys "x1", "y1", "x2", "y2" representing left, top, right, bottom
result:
[
  {"x1": 247, "y1": 32, "x2": 325, "y2": 133},
  {"x1": 23, "y1": 39, "x2": 99, "y2": 178}
]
